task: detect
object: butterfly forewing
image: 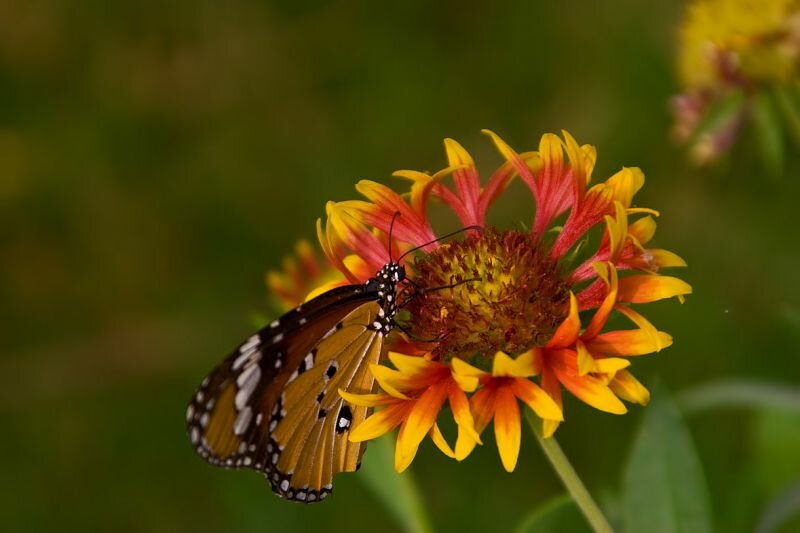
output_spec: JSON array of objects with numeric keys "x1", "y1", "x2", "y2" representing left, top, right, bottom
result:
[{"x1": 186, "y1": 262, "x2": 405, "y2": 503}]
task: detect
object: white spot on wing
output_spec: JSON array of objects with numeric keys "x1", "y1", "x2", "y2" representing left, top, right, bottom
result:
[
  {"x1": 237, "y1": 363, "x2": 259, "y2": 387},
  {"x1": 233, "y1": 406, "x2": 253, "y2": 435},
  {"x1": 233, "y1": 335, "x2": 261, "y2": 370},
  {"x1": 235, "y1": 365, "x2": 261, "y2": 409}
]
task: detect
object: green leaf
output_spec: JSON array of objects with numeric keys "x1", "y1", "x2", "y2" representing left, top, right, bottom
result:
[
  {"x1": 773, "y1": 86, "x2": 800, "y2": 150},
  {"x1": 515, "y1": 494, "x2": 591, "y2": 533},
  {"x1": 756, "y1": 482, "x2": 800, "y2": 533},
  {"x1": 754, "y1": 411, "x2": 800, "y2": 491},
  {"x1": 691, "y1": 88, "x2": 745, "y2": 143},
  {"x1": 752, "y1": 90, "x2": 785, "y2": 175},
  {"x1": 358, "y1": 435, "x2": 432, "y2": 533},
  {"x1": 678, "y1": 380, "x2": 800, "y2": 416},
  {"x1": 623, "y1": 382, "x2": 713, "y2": 533}
]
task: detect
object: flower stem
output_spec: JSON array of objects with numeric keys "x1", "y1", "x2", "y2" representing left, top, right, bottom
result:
[{"x1": 524, "y1": 411, "x2": 614, "y2": 533}]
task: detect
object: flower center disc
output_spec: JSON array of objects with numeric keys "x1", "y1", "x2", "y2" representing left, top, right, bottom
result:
[{"x1": 406, "y1": 229, "x2": 570, "y2": 360}]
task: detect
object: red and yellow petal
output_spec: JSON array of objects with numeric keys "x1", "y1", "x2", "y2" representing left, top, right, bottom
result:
[
  {"x1": 430, "y1": 423, "x2": 457, "y2": 459},
  {"x1": 509, "y1": 378, "x2": 563, "y2": 422},
  {"x1": 450, "y1": 357, "x2": 485, "y2": 390},
  {"x1": 549, "y1": 350, "x2": 627, "y2": 414},
  {"x1": 587, "y1": 330, "x2": 673, "y2": 356},
  {"x1": 456, "y1": 385, "x2": 495, "y2": 460},
  {"x1": 355, "y1": 180, "x2": 436, "y2": 247},
  {"x1": 647, "y1": 249, "x2": 689, "y2": 269},
  {"x1": 392, "y1": 166, "x2": 453, "y2": 218},
  {"x1": 483, "y1": 129, "x2": 538, "y2": 185},
  {"x1": 493, "y1": 386, "x2": 522, "y2": 472},
  {"x1": 338, "y1": 390, "x2": 395, "y2": 407},
  {"x1": 628, "y1": 214, "x2": 657, "y2": 244},
  {"x1": 546, "y1": 292, "x2": 581, "y2": 348},
  {"x1": 610, "y1": 370, "x2": 650, "y2": 405},
  {"x1": 444, "y1": 138, "x2": 482, "y2": 226},
  {"x1": 556, "y1": 369, "x2": 628, "y2": 415},
  {"x1": 388, "y1": 351, "x2": 437, "y2": 377},
  {"x1": 448, "y1": 382, "x2": 482, "y2": 446},
  {"x1": 538, "y1": 132, "x2": 565, "y2": 175},
  {"x1": 349, "y1": 401, "x2": 408, "y2": 442},
  {"x1": 369, "y1": 364, "x2": 412, "y2": 399},
  {"x1": 604, "y1": 166, "x2": 644, "y2": 208},
  {"x1": 324, "y1": 201, "x2": 388, "y2": 272},
  {"x1": 582, "y1": 262, "x2": 619, "y2": 340},
  {"x1": 395, "y1": 383, "x2": 449, "y2": 471},
  {"x1": 448, "y1": 399, "x2": 481, "y2": 461},
  {"x1": 540, "y1": 367, "x2": 563, "y2": 438},
  {"x1": 492, "y1": 350, "x2": 536, "y2": 378},
  {"x1": 575, "y1": 339, "x2": 595, "y2": 376},
  {"x1": 605, "y1": 201, "x2": 629, "y2": 261},
  {"x1": 562, "y1": 130, "x2": 590, "y2": 191},
  {"x1": 618, "y1": 274, "x2": 693, "y2": 304},
  {"x1": 591, "y1": 357, "x2": 631, "y2": 376}
]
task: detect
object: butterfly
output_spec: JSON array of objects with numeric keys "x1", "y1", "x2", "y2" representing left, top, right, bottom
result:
[{"x1": 185, "y1": 255, "x2": 407, "y2": 503}]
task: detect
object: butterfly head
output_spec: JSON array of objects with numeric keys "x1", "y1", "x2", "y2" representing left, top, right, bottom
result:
[
  {"x1": 384, "y1": 262, "x2": 406, "y2": 284},
  {"x1": 362, "y1": 262, "x2": 405, "y2": 334}
]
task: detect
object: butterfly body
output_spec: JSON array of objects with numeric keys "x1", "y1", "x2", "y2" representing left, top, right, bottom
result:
[{"x1": 186, "y1": 262, "x2": 405, "y2": 502}]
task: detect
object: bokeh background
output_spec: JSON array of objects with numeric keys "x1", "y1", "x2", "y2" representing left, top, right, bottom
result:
[{"x1": 2, "y1": 1, "x2": 799, "y2": 531}]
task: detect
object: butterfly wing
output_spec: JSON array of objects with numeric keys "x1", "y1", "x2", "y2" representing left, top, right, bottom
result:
[
  {"x1": 269, "y1": 301, "x2": 383, "y2": 501},
  {"x1": 185, "y1": 284, "x2": 387, "y2": 502}
]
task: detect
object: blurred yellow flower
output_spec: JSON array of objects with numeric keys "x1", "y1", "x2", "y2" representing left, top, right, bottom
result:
[{"x1": 673, "y1": 0, "x2": 800, "y2": 166}]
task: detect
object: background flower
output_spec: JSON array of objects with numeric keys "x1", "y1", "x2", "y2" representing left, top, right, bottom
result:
[{"x1": 673, "y1": 0, "x2": 800, "y2": 168}]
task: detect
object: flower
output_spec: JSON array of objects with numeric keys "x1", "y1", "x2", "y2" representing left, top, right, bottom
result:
[
  {"x1": 340, "y1": 352, "x2": 481, "y2": 472},
  {"x1": 266, "y1": 239, "x2": 349, "y2": 311},
  {"x1": 451, "y1": 351, "x2": 562, "y2": 472},
  {"x1": 316, "y1": 130, "x2": 690, "y2": 472},
  {"x1": 672, "y1": 0, "x2": 800, "y2": 165}
]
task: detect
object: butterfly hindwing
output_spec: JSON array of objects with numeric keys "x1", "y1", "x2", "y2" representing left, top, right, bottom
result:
[
  {"x1": 272, "y1": 302, "x2": 384, "y2": 501},
  {"x1": 187, "y1": 290, "x2": 375, "y2": 465}
]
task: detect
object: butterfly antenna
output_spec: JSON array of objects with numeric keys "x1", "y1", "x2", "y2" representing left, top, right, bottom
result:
[
  {"x1": 388, "y1": 211, "x2": 401, "y2": 263},
  {"x1": 397, "y1": 225, "x2": 483, "y2": 263},
  {"x1": 398, "y1": 277, "x2": 480, "y2": 308}
]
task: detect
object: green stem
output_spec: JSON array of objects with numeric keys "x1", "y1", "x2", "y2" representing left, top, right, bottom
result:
[{"x1": 524, "y1": 411, "x2": 614, "y2": 533}]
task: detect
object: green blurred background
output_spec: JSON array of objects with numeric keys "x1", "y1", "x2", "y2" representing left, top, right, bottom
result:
[{"x1": 2, "y1": 1, "x2": 799, "y2": 531}]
